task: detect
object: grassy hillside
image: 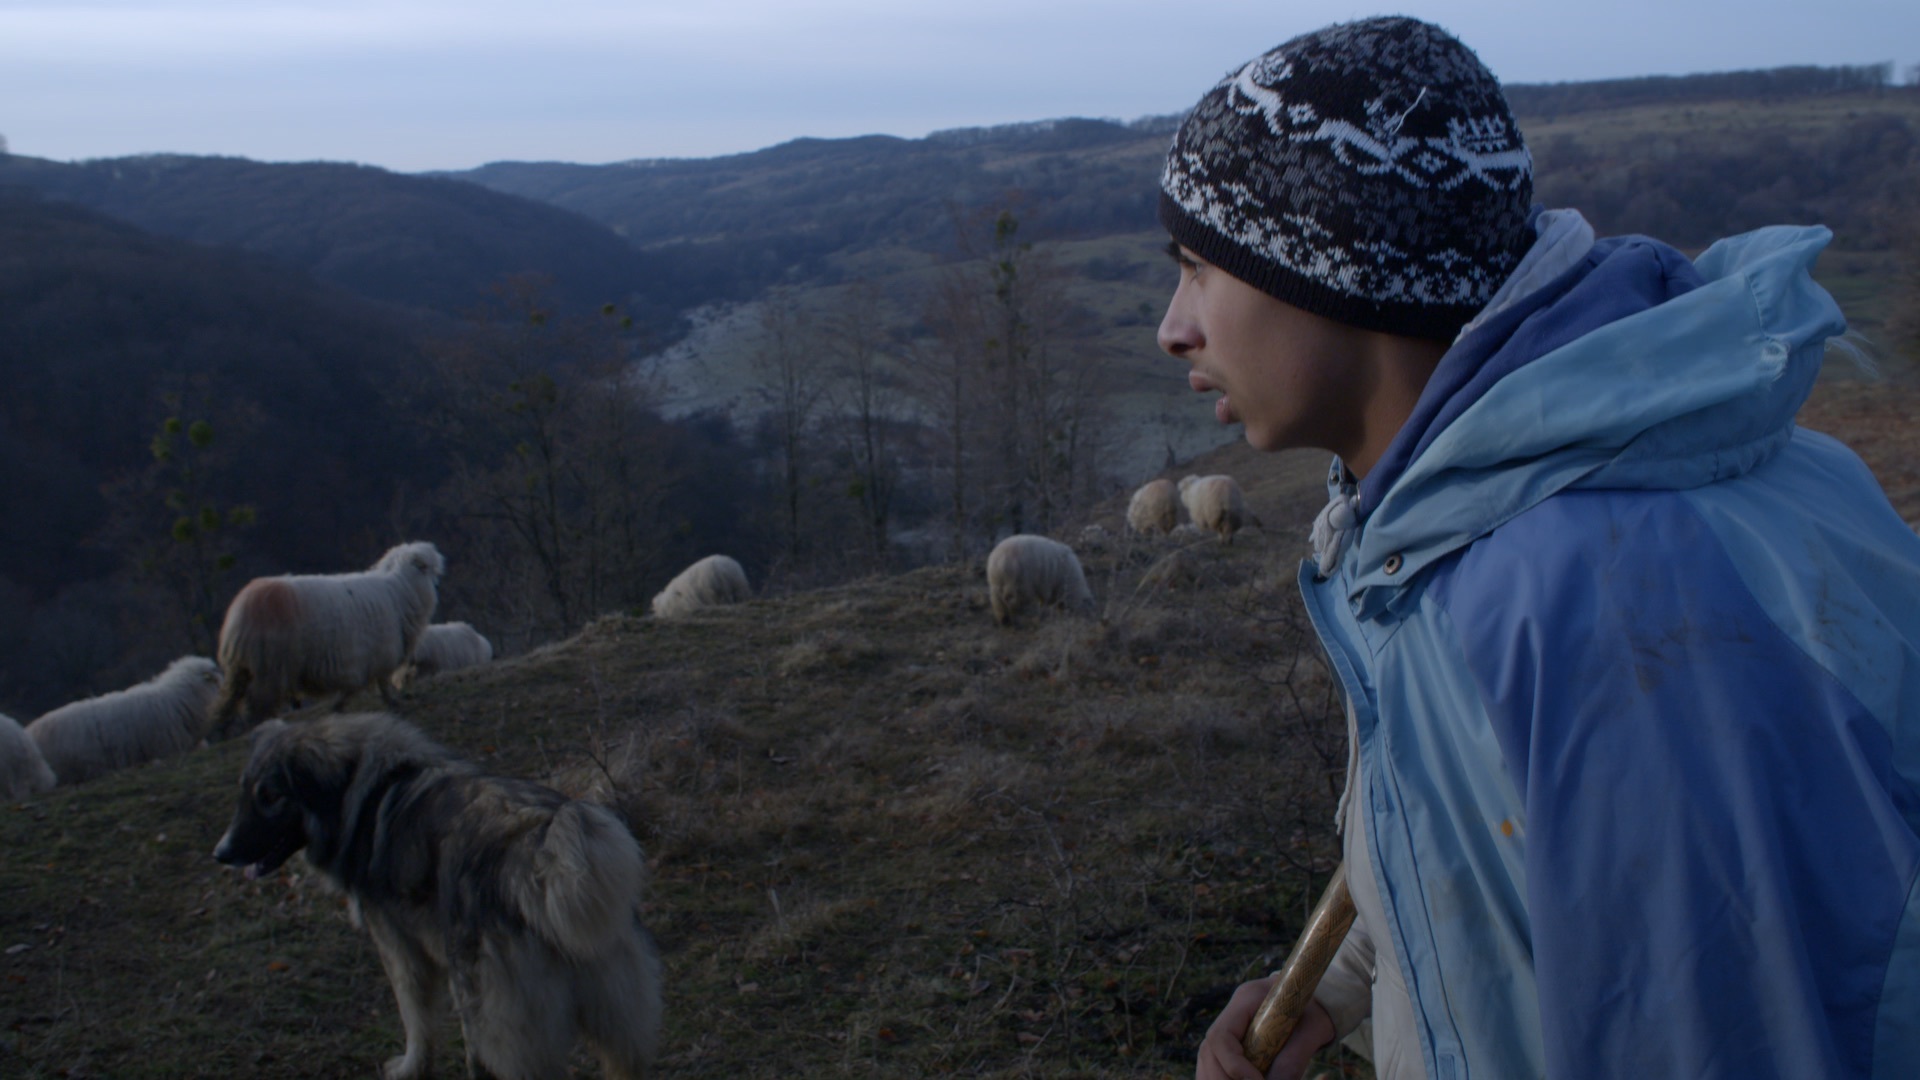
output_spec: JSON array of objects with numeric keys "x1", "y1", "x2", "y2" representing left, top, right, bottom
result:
[{"x1": 0, "y1": 448, "x2": 1374, "y2": 1080}]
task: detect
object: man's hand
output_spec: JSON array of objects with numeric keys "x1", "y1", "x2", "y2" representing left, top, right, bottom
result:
[{"x1": 1196, "y1": 978, "x2": 1335, "y2": 1080}]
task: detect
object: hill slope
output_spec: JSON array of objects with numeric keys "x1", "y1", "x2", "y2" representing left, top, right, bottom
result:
[
  {"x1": 0, "y1": 153, "x2": 668, "y2": 320},
  {"x1": 0, "y1": 476, "x2": 1362, "y2": 1077},
  {"x1": 0, "y1": 189, "x2": 435, "y2": 590},
  {"x1": 1, "y1": 346, "x2": 1914, "y2": 1079}
]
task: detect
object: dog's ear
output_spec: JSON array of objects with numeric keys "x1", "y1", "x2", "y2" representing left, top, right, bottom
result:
[
  {"x1": 278, "y1": 741, "x2": 346, "y2": 799},
  {"x1": 240, "y1": 719, "x2": 289, "y2": 774},
  {"x1": 272, "y1": 735, "x2": 357, "y2": 870}
]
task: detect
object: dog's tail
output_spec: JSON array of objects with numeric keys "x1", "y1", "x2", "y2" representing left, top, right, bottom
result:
[{"x1": 519, "y1": 801, "x2": 647, "y2": 958}]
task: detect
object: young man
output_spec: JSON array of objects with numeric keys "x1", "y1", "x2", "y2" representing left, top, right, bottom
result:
[{"x1": 1156, "y1": 16, "x2": 1920, "y2": 1080}]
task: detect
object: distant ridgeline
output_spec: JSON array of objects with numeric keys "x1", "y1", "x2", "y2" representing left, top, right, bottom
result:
[{"x1": 1505, "y1": 62, "x2": 1906, "y2": 117}]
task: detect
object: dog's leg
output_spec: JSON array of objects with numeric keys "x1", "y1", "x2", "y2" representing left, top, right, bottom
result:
[
  {"x1": 581, "y1": 923, "x2": 664, "y2": 1080},
  {"x1": 367, "y1": 918, "x2": 443, "y2": 1080},
  {"x1": 453, "y1": 937, "x2": 572, "y2": 1080}
]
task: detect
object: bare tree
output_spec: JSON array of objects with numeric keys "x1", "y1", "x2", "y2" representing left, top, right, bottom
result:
[
  {"x1": 425, "y1": 279, "x2": 679, "y2": 644},
  {"x1": 913, "y1": 205, "x2": 1117, "y2": 551},
  {"x1": 821, "y1": 280, "x2": 907, "y2": 566},
  {"x1": 909, "y1": 261, "x2": 993, "y2": 558},
  {"x1": 749, "y1": 289, "x2": 829, "y2": 563},
  {"x1": 98, "y1": 391, "x2": 260, "y2": 656}
]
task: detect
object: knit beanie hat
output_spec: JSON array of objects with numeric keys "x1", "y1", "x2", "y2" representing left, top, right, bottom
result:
[{"x1": 1159, "y1": 16, "x2": 1534, "y2": 341}]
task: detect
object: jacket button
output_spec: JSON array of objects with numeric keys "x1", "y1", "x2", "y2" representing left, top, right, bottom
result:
[{"x1": 1383, "y1": 553, "x2": 1403, "y2": 575}]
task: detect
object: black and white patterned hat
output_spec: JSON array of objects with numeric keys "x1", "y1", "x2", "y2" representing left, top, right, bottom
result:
[{"x1": 1160, "y1": 16, "x2": 1534, "y2": 341}]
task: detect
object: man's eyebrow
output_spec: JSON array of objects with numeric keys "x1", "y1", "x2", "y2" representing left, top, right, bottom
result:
[{"x1": 1163, "y1": 241, "x2": 1187, "y2": 263}]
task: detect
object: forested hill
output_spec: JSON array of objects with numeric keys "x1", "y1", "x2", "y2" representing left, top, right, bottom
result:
[
  {"x1": 1503, "y1": 62, "x2": 1899, "y2": 118},
  {"x1": 448, "y1": 117, "x2": 1176, "y2": 298},
  {"x1": 0, "y1": 185, "x2": 755, "y2": 718},
  {"x1": 0, "y1": 189, "x2": 434, "y2": 591},
  {"x1": 0, "y1": 152, "x2": 672, "y2": 321},
  {"x1": 457, "y1": 116, "x2": 1175, "y2": 246},
  {"x1": 443, "y1": 67, "x2": 1920, "y2": 311}
]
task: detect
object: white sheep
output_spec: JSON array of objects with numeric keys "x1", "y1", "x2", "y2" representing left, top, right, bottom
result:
[
  {"x1": 25, "y1": 656, "x2": 223, "y2": 785},
  {"x1": 392, "y1": 621, "x2": 494, "y2": 689},
  {"x1": 1, "y1": 712, "x2": 56, "y2": 800},
  {"x1": 986, "y1": 534, "x2": 1095, "y2": 626},
  {"x1": 650, "y1": 554, "x2": 752, "y2": 618},
  {"x1": 1178, "y1": 474, "x2": 1261, "y2": 544},
  {"x1": 1127, "y1": 478, "x2": 1181, "y2": 534},
  {"x1": 212, "y1": 540, "x2": 444, "y2": 733}
]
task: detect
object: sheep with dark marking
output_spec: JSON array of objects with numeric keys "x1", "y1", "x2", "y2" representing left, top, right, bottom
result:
[
  {"x1": 651, "y1": 554, "x2": 751, "y2": 618},
  {"x1": 25, "y1": 656, "x2": 223, "y2": 785},
  {"x1": 986, "y1": 534, "x2": 1095, "y2": 626},
  {"x1": 1178, "y1": 474, "x2": 1261, "y2": 544},
  {"x1": 1127, "y1": 478, "x2": 1181, "y2": 535},
  {"x1": 1, "y1": 712, "x2": 56, "y2": 800},
  {"x1": 212, "y1": 541, "x2": 444, "y2": 733},
  {"x1": 392, "y1": 621, "x2": 494, "y2": 689}
]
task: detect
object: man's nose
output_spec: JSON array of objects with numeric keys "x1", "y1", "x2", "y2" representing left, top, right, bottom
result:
[{"x1": 1158, "y1": 292, "x2": 1199, "y2": 358}]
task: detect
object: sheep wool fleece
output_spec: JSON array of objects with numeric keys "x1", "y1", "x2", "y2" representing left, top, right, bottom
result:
[{"x1": 1301, "y1": 215, "x2": 1920, "y2": 1079}]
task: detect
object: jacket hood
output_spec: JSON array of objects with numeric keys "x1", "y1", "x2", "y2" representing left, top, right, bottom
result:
[{"x1": 1343, "y1": 217, "x2": 1846, "y2": 611}]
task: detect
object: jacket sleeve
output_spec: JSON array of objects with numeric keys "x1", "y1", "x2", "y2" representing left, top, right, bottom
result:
[{"x1": 1438, "y1": 489, "x2": 1920, "y2": 1080}]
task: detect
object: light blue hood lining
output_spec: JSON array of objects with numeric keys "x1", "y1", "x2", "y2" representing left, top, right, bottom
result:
[{"x1": 1351, "y1": 222, "x2": 1844, "y2": 605}]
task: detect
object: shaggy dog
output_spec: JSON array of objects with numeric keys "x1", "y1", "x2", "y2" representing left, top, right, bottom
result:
[{"x1": 213, "y1": 713, "x2": 662, "y2": 1079}]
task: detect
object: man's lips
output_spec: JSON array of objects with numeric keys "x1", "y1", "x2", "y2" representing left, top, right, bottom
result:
[{"x1": 1188, "y1": 371, "x2": 1234, "y2": 424}]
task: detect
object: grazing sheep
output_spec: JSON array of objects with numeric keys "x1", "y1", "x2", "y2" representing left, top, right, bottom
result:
[
  {"x1": 1, "y1": 712, "x2": 56, "y2": 800},
  {"x1": 212, "y1": 541, "x2": 445, "y2": 733},
  {"x1": 1178, "y1": 474, "x2": 1261, "y2": 543},
  {"x1": 1127, "y1": 478, "x2": 1181, "y2": 534},
  {"x1": 25, "y1": 656, "x2": 223, "y2": 785},
  {"x1": 986, "y1": 534, "x2": 1096, "y2": 626},
  {"x1": 392, "y1": 621, "x2": 494, "y2": 689},
  {"x1": 651, "y1": 554, "x2": 751, "y2": 618}
]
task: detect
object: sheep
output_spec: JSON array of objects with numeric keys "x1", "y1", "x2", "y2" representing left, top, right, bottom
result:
[
  {"x1": 212, "y1": 540, "x2": 444, "y2": 734},
  {"x1": 24, "y1": 656, "x2": 223, "y2": 786},
  {"x1": 1127, "y1": 477, "x2": 1181, "y2": 535},
  {"x1": 1, "y1": 712, "x2": 56, "y2": 800},
  {"x1": 651, "y1": 554, "x2": 752, "y2": 619},
  {"x1": 1178, "y1": 474, "x2": 1261, "y2": 544},
  {"x1": 392, "y1": 621, "x2": 494, "y2": 689},
  {"x1": 986, "y1": 534, "x2": 1096, "y2": 626}
]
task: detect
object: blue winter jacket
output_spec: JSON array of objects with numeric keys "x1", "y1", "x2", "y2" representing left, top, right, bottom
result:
[{"x1": 1300, "y1": 221, "x2": 1920, "y2": 1079}]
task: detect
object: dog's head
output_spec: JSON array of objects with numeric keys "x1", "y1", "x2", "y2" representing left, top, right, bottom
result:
[{"x1": 212, "y1": 719, "x2": 349, "y2": 880}]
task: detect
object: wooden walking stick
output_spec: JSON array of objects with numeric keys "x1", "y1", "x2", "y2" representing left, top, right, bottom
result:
[{"x1": 1242, "y1": 862, "x2": 1358, "y2": 1072}]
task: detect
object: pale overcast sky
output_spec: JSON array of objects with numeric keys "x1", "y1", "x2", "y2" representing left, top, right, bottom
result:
[{"x1": 2, "y1": 0, "x2": 1914, "y2": 173}]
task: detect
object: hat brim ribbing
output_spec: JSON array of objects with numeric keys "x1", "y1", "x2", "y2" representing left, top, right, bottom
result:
[{"x1": 1160, "y1": 192, "x2": 1482, "y2": 343}]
